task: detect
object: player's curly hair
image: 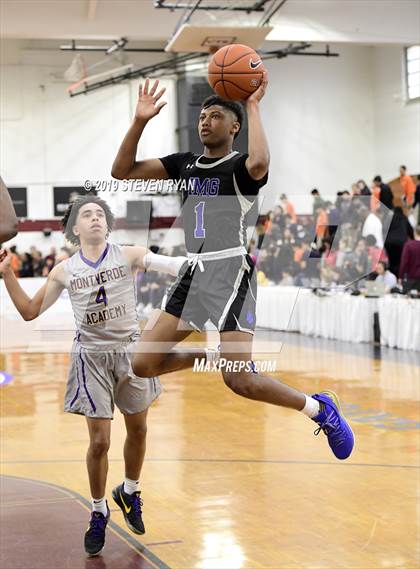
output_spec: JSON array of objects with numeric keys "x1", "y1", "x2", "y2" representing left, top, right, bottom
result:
[
  {"x1": 201, "y1": 95, "x2": 244, "y2": 139},
  {"x1": 62, "y1": 195, "x2": 115, "y2": 246}
]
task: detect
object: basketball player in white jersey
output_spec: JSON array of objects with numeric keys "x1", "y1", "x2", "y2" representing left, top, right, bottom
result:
[
  {"x1": 0, "y1": 195, "x2": 214, "y2": 556},
  {"x1": 112, "y1": 77, "x2": 355, "y2": 463}
]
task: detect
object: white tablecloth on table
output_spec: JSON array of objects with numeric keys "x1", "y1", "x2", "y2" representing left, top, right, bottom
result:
[
  {"x1": 378, "y1": 296, "x2": 420, "y2": 351},
  {"x1": 256, "y1": 286, "x2": 419, "y2": 351}
]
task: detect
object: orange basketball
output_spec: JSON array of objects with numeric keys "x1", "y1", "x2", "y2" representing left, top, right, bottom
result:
[{"x1": 208, "y1": 44, "x2": 266, "y2": 101}]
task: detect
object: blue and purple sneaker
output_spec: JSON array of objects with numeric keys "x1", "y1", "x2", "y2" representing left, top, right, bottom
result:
[
  {"x1": 311, "y1": 390, "x2": 355, "y2": 460},
  {"x1": 84, "y1": 504, "x2": 110, "y2": 556}
]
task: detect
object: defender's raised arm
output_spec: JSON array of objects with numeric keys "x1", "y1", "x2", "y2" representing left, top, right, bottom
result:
[{"x1": 0, "y1": 250, "x2": 64, "y2": 321}]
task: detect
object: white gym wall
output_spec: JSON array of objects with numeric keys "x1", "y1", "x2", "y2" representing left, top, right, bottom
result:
[{"x1": 1, "y1": 39, "x2": 419, "y2": 250}]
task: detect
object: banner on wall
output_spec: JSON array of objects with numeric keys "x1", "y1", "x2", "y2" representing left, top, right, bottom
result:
[
  {"x1": 53, "y1": 186, "x2": 97, "y2": 217},
  {"x1": 7, "y1": 187, "x2": 28, "y2": 218}
]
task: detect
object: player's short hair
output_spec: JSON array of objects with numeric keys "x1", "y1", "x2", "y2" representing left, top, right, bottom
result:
[
  {"x1": 400, "y1": 165, "x2": 406, "y2": 170},
  {"x1": 373, "y1": 175, "x2": 382, "y2": 183},
  {"x1": 62, "y1": 195, "x2": 115, "y2": 246},
  {"x1": 201, "y1": 95, "x2": 244, "y2": 139}
]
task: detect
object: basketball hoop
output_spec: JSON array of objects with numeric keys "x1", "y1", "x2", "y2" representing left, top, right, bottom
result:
[{"x1": 165, "y1": 24, "x2": 273, "y2": 53}]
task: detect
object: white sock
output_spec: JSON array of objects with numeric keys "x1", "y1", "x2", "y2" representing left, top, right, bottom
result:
[
  {"x1": 124, "y1": 477, "x2": 140, "y2": 495},
  {"x1": 205, "y1": 346, "x2": 220, "y2": 364},
  {"x1": 301, "y1": 395, "x2": 321, "y2": 418},
  {"x1": 91, "y1": 497, "x2": 108, "y2": 516}
]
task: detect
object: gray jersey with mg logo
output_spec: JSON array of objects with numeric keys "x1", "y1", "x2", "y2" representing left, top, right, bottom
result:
[{"x1": 63, "y1": 243, "x2": 138, "y2": 346}]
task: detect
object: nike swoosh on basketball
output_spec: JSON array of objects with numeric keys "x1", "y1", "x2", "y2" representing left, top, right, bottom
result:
[
  {"x1": 120, "y1": 492, "x2": 131, "y2": 514},
  {"x1": 249, "y1": 58, "x2": 262, "y2": 69}
]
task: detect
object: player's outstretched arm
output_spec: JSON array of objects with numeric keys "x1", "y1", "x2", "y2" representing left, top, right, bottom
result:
[
  {"x1": 0, "y1": 251, "x2": 65, "y2": 321},
  {"x1": 0, "y1": 177, "x2": 18, "y2": 243},
  {"x1": 112, "y1": 79, "x2": 169, "y2": 181},
  {"x1": 245, "y1": 71, "x2": 270, "y2": 181},
  {"x1": 123, "y1": 246, "x2": 187, "y2": 277}
]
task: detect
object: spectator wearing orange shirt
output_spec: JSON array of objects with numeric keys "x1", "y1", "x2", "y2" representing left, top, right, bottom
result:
[
  {"x1": 280, "y1": 194, "x2": 297, "y2": 223},
  {"x1": 400, "y1": 165, "x2": 416, "y2": 206},
  {"x1": 315, "y1": 206, "x2": 328, "y2": 247},
  {"x1": 8, "y1": 245, "x2": 21, "y2": 277},
  {"x1": 372, "y1": 175, "x2": 393, "y2": 211}
]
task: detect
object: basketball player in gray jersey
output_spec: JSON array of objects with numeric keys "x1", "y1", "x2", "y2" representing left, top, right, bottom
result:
[{"x1": 0, "y1": 195, "x2": 215, "y2": 556}]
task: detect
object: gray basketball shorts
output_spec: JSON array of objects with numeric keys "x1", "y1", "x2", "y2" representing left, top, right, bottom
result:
[
  {"x1": 161, "y1": 254, "x2": 257, "y2": 334},
  {"x1": 64, "y1": 336, "x2": 162, "y2": 419}
]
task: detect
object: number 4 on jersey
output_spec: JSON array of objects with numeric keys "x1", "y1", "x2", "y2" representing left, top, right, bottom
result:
[{"x1": 95, "y1": 285, "x2": 108, "y2": 306}]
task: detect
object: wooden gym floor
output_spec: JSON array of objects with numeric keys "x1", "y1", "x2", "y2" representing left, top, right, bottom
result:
[{"x1": 0, "y1": 330, "x2": 418, "y2": 569}]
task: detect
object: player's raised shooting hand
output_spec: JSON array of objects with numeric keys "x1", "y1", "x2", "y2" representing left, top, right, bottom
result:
[
  {"x1": 135, "y1": 79, "x2": 167, "y2": 121},
  {"x1": 0, "y1": 249, "x2": 12, "y2": 274},
  {"x1": 246, "y1": 71, "x2": 268, "y2": 106}
]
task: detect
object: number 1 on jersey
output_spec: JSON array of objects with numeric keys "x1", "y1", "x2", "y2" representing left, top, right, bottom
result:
[
  {"x1": 95, "y1": 285, "x2": 108, "y2": 306},
  {"x1": 194, "y1": 201, "x2": 206, "y2": 238}
]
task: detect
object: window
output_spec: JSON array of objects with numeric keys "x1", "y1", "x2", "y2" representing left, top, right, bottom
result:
[{"x1": 405, "y1": 45, "x2": 420, "y2": 101}]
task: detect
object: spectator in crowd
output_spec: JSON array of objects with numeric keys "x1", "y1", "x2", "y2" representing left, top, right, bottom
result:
[
  {"x1": 294, "y1": 242, "x2": 310, "y2": 263},
  {"x1": 365, "y1": 234, "x2": 388, "y2": 271},
  {"x1": 294, "y1": 259, "x2": 309, "y2": 287},
  {"x1": 42, "y1": 256, "x2": 55, "y2": 276},
  {"x1": 374, "y1": 261, "x2": 397, "y2": 292},
  {"x1": 8, "y1": 246, "x2": 21, "y2": 277},
  {"x1": 352, "y1": 238, "x2": 370, "y2": 279},
  {"x1": 325, "y1": 201, "x2": 340, "y2": 244},
  {"x1": 372, "y1": 175, "x2": 394, "y2": 211},
  {"x1": 137, "y1": 270, "x2": 168, "y2": 315},
  {"x1": 280, "y1": 194, "x2": 297, "y2": 223},
  {"x1": 335, "y1": 238, "x2": 352, "y2": 269},
  {"x1": 31, "y1": 250, "x2": 44, "y2": 277},
  {"x1": 360, "y1": 206, "x2": 384, "y2": 248},
  {"x1": 279, "y1": 267, "x2": 294, "y2": 286},
  {"x1": 311, "y1": 188, "x2": 324, "y2": 217},
  {"x1": 399, "y1": 165, "x2": 416, "y2": 206},
  {"x1": 413, "y1": 175, "x2": 420, "y2": 225},
  {"x1": 320, "y1": 264, "x2": 341, "y2": 287},
  {"x1": 357, "y1": 179, "x2": 371, "y2": 196},
  {"x1": 315, "y1": 205, "x2": 328, "y2": 247},
  {"x1": 320, "y1": 239, "x2": 337, "y2": 268},
  {"x1": 19, "y1": 253, "x2": 34, "y2": 278},
  {"x1": 44, "y1": 247, "x2": 57, "y2": 268},
  {"x1": 337, "y1": 191, "x2": 356, "y2": 237},
  {"x1": 384, "y1": 206, "x2": 414, "y2": 277},
  {"x1": 263, "y1": 242, "x2": 284, "y2": 284},
  {"x1": 399, "y1": 224, "x2": 420, "y2": 289}
]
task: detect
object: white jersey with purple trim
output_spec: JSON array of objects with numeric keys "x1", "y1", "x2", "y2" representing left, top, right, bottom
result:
[{"x1": 63, "y1": 243, "x2": 138, "y2": 346}]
